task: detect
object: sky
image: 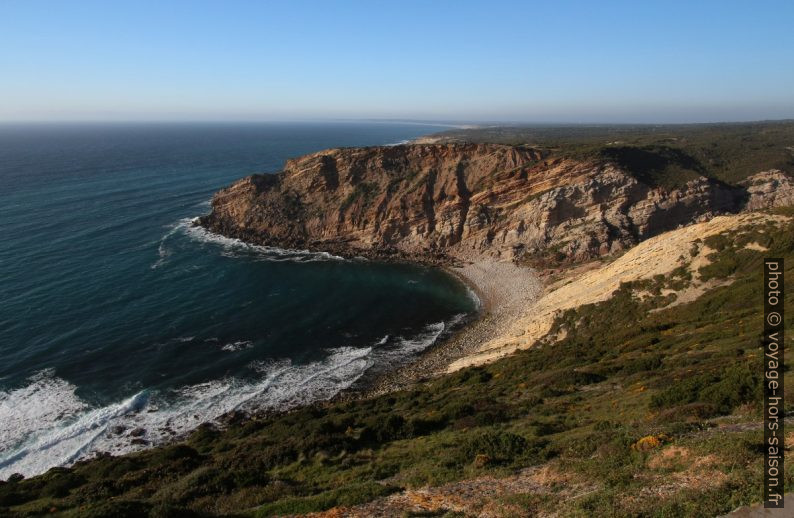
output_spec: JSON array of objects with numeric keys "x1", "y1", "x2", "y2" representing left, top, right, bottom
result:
[{"x1": 1, "y1": 0, "x2": 793, "y2": 123}]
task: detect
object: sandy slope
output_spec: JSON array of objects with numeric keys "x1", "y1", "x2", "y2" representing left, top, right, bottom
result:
[{"x1": 448, "y1": 212, "x2": 789, "y2": 371}]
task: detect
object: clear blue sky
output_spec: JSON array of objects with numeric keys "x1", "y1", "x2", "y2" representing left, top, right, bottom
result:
[{"x1": 1, "y1": 0, "x2": 793, "y2": 123}]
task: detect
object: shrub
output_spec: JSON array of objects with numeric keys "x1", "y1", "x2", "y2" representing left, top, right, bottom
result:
[
  {"x1": 700, "y1": 364, "x2": 762, "y2": 413},
  {"x1": 621, "y1": 353, "x2": 664, "y2": 374},
  {"x1": 254, "y1": 482, "x2": 397, "y2": 516},
  {"x1": 631, "y1": 434, "x2": 669, "y2": 451},
  {"x1": 462, "y1": 431, "x2": 541, "y2": 464},
  {"x1": 77, "y1": 500, "x2": 151, "y2": 518},
  {"x1": 149, "y1": 502, "x2": 204, "y2": 518},
  {"x1": 41, "y1": 471, "x2": 86, "y2": 498},
  {"x1": 650, "y1": 363, "x2": 761, "y2": 415}
]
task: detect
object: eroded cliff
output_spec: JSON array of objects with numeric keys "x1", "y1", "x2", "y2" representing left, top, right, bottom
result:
[{"x1": 200, "y1": 143, "x2": 793, "y2": 264}]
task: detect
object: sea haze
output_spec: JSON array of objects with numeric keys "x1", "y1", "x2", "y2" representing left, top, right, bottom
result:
[{"x1": 0, "y1": 122, "x2": 477, "y2": 478}]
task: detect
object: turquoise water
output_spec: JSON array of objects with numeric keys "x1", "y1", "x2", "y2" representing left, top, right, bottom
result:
[{"x1": 0, "y1": 123, "x2": 476, "y2": 477}]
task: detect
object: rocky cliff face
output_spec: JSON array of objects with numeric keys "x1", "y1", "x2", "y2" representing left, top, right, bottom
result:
[{"x1": 200, "y1": 144, "x2": 793, "y2": 264}]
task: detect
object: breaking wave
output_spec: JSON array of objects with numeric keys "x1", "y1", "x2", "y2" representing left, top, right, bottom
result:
[
  {"x1": 0, "y1": 319, "x2": 458, "y2": 479},
  {"x1": 152, "y1": 217, "x2": 344, "y2": 269}
]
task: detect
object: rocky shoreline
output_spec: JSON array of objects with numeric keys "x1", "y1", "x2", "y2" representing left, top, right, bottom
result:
[{"x1": 194, "y1": 217, "x2": 456, "y2": 267}]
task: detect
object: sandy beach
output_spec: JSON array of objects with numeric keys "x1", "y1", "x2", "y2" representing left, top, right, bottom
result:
[{"x1": 362, "y1": 257, "x2": 543, "y2": 395}]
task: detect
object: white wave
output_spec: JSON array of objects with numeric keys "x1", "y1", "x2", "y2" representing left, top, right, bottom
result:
[
  {"x1": 0, "y1": 372, "x2": 149, "y2": 479},
  {"x1": 0, "y1": 346, "x2": 372, "y2": 479},
  {"x1": 447, "y1": 312, "x2": 467, "y2": 329},
  {"x1": 393, "y1": 321, "x2": 446, "y2": 355},
  {"x1": 0, "y1": 370, "x2": 88, "y2": 455},
  {"x1": 247, "y1": 346, "x2": 373, "y2": 408},
  {"x1": 221, "y1": 340, "x2": 253, "y2": 352},
  {"x1": 464, "y1": 284, "x2": 482, "y2": 310},
  {"x1": 0, "y1": 314, "x2": 465, "y2": 479},
  {"x1": 150, "y1": 222, "x2": 184, "y2": 269},
  {"x1": 178, "y1": 218, "x2": 346, "y2": 262},
  {"x1": 151, "y1": 217, "x2": 345, "y2": 269},
  {"x1": 366, "y1": 320, "x2": 450, "y2": 368}
]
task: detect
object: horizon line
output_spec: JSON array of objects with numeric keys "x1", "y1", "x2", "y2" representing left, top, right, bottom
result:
[{"x1": 1, "y1": 117, "x2": 794, "y2": 127}]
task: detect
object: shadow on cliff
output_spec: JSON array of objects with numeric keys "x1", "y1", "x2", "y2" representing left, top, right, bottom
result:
[{"x1": 600, "y1": 145, "x2": 707, "y2": 189}]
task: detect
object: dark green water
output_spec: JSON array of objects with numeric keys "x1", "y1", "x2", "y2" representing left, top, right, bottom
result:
[{"x1": 0, "y1": 122, "x2": 477, "y2": 477}]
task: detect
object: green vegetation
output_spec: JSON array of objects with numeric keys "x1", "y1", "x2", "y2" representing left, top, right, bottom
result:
[
  {"x1": 253, "y1": 482, "x2": 397, "y2": 517},
  {"x1": 434, "y1": 121, "x2": 794, "y2": 188},
  {"x1": 2, "y1": 212, "x2": 793, "y2": 517}
]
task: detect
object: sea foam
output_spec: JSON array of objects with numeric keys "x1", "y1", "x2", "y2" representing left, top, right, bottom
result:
[
  {"x1": 181, "y1": 217, "x2": 345, "y2": 262},
  {"x1": 0, "y1": 319, "x2": 452, "y2": 479},
  {"x1": 152, "y1": 216, "x2": 345, "y2": 269}
]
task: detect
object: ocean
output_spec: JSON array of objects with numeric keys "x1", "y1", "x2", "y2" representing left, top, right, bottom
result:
[{"x1": 0, "y1": 122, "x2": 477, "y2": 478}]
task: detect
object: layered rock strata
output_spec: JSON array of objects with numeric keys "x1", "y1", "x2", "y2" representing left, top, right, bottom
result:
[{"x1": 201, "y1": 144, "x2": 792, "y2": 264}]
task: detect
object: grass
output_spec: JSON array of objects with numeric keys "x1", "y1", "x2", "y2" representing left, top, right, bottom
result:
[{"x1": 2, "y1": 212, "x2": 793, "y2": 517}]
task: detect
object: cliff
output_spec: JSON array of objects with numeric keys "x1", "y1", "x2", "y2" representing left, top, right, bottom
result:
[{"x1": 200, "y1": 143, "x2": 793, "y2": 264}]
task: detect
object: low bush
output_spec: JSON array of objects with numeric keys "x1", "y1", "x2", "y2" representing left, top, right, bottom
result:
[
  {"x1": 254, "y1": 482, "x2": 397, "y2": 516},
  {"x1": 650, "y1": 363, "x2": 761, "y2": 415}
]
